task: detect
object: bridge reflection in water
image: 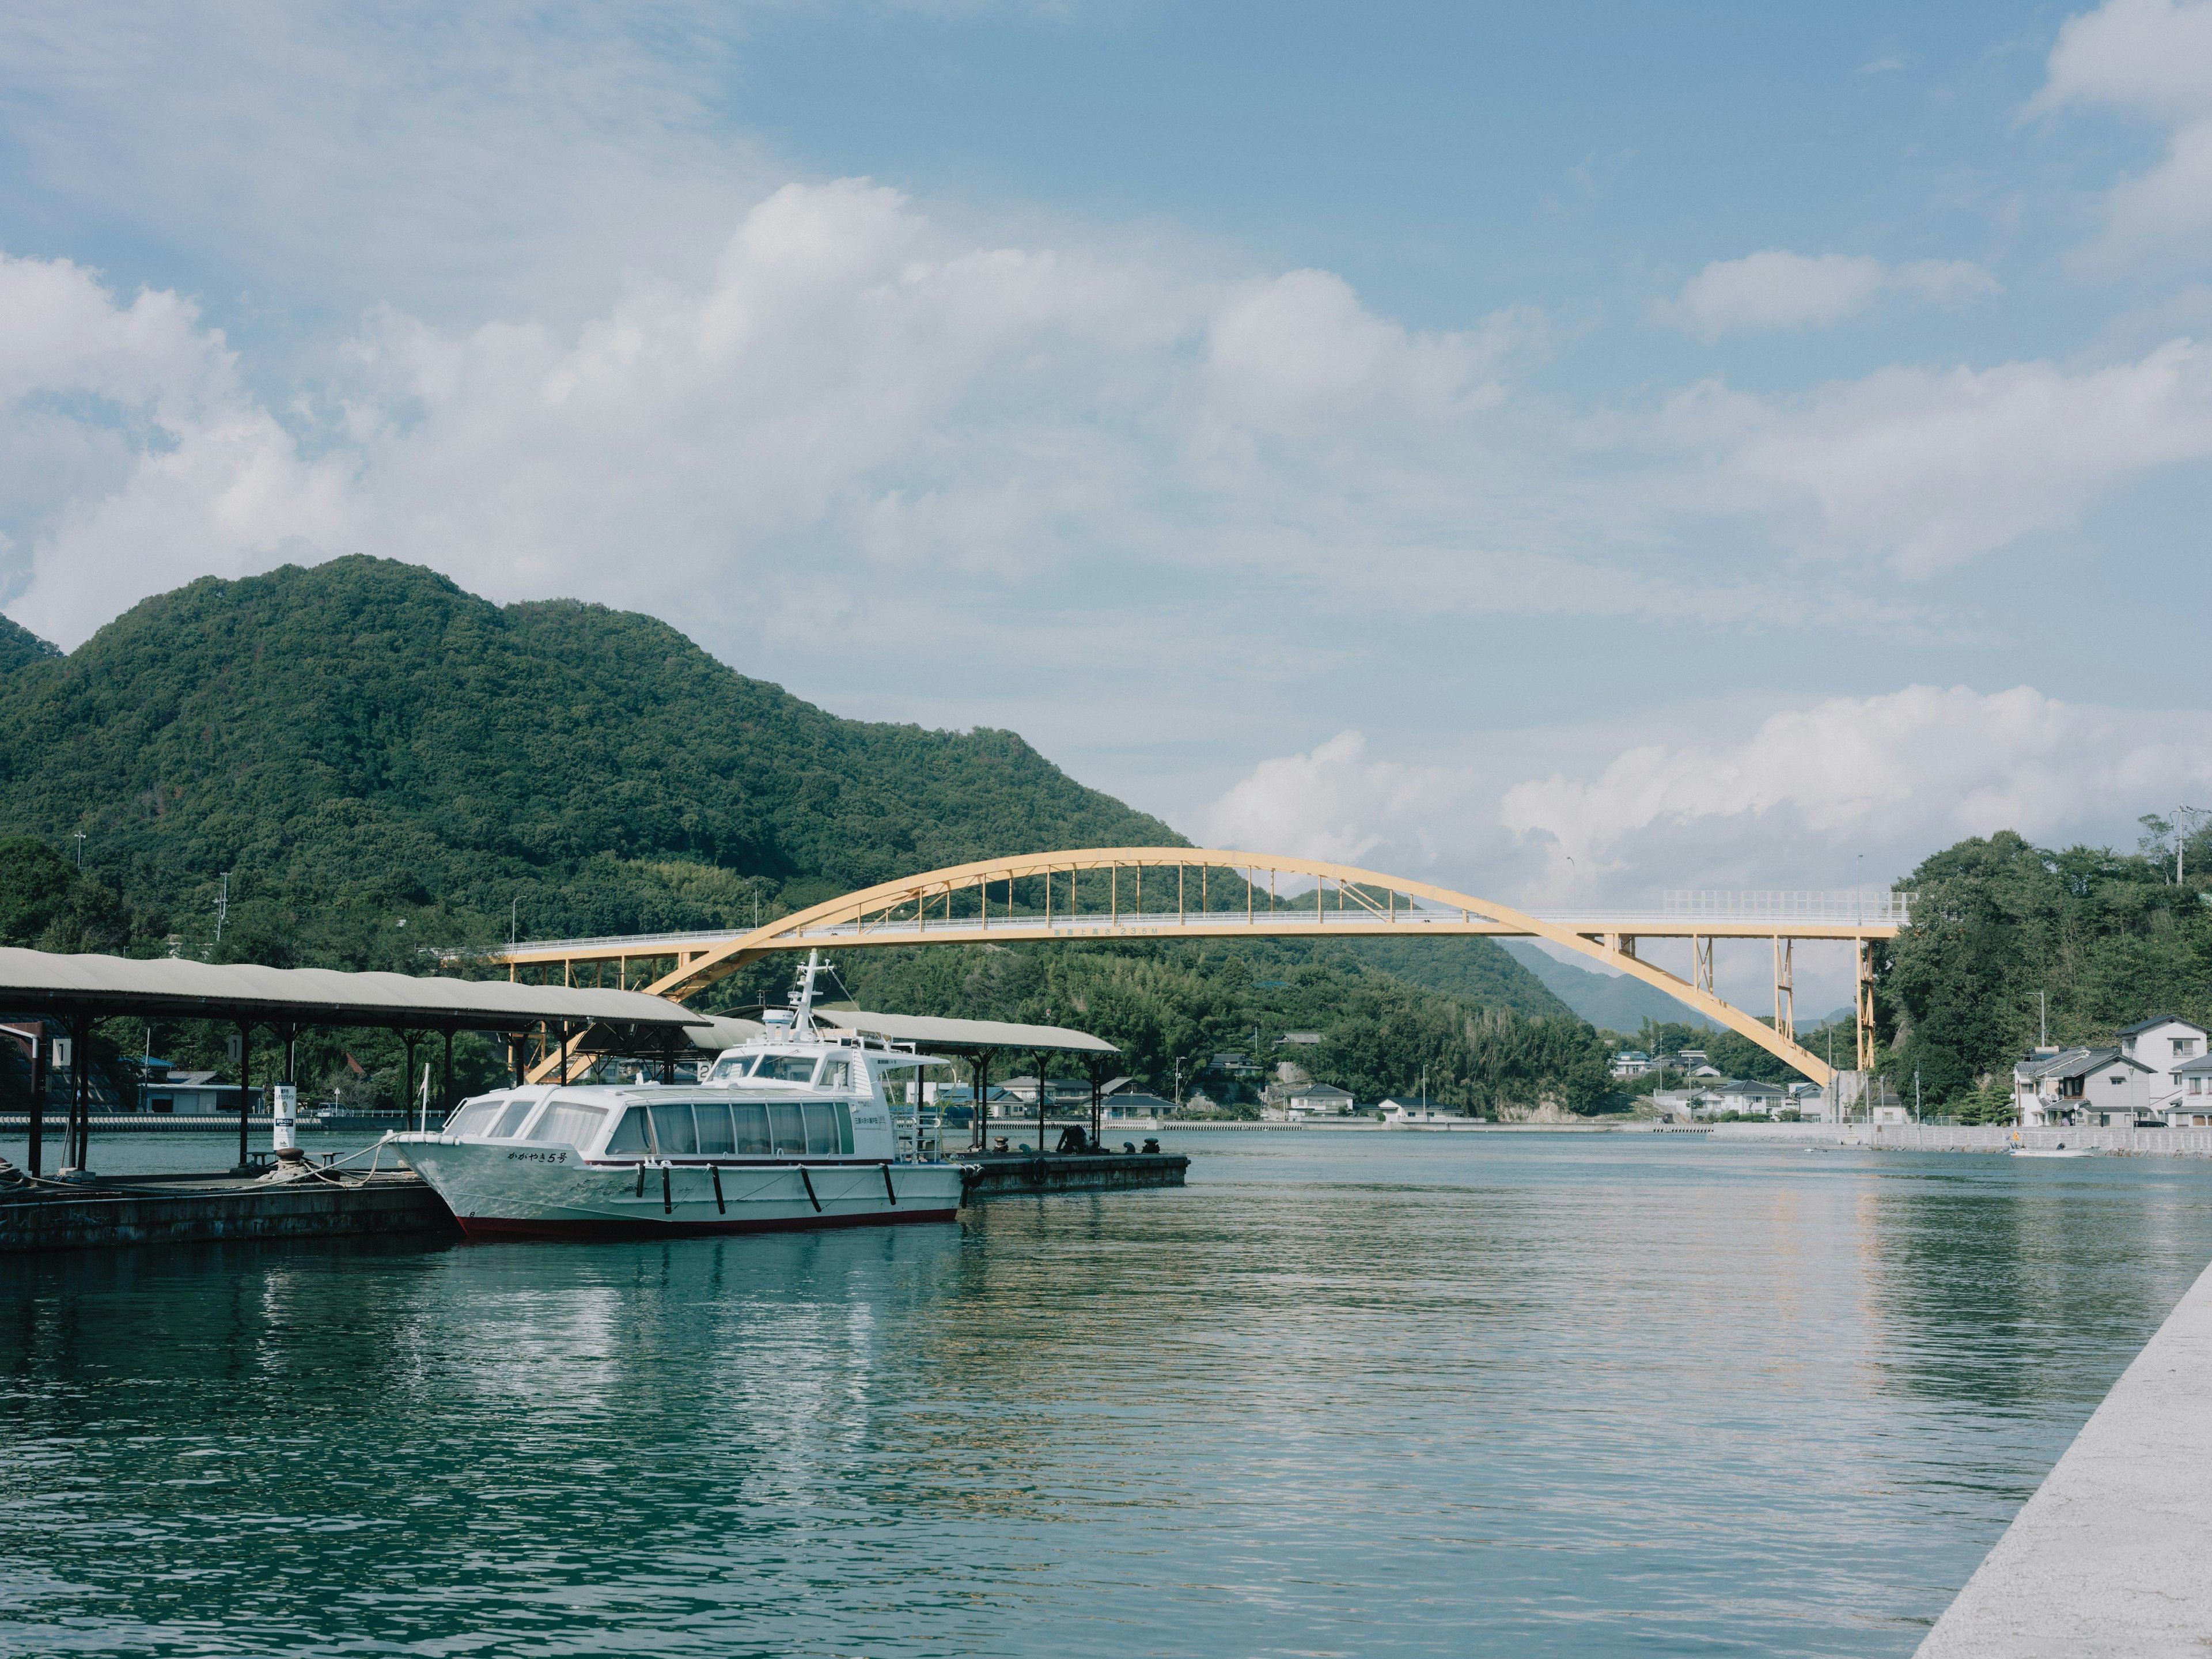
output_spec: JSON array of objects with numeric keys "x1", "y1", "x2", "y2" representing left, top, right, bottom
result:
[{"x1": 485, "y1": 849, "x2": 1908, "y2": 1088}]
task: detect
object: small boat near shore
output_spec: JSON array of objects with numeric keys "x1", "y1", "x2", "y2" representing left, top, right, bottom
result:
[{"x1": 388, "y1": 955, "x2": 965, "y2": 1239}]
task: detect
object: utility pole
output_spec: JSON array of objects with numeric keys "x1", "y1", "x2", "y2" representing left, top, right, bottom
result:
[
  {"x1": 509, "y1": 898, "x2": 518, "y2": 946},
  {"x1": 72, "y1": 831, "x2": 85, "y2": 869},
  {"x1": 2040, "y1": 991, "x2": 2048, "y2": 1049},
  {"x1": 1914, "y1": 1067, "x2": 1921, "y2": 1123},
  {"x1": 213, "y1": 872, "x2": 230, "y2": 945}
]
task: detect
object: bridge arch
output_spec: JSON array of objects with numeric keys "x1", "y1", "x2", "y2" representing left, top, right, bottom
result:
[{"x1": 582, "y1": 847, "x2": 1842, "y2": 1084}]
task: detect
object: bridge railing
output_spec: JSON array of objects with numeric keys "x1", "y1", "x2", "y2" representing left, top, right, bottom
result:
[{"x1": 1662, "y1": 889, "x2": 1912, "y2": 926}]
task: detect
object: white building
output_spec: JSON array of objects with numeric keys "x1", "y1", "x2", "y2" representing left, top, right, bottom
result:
[
  {"x1": 1711, "y1": 1078, "x2": 1785, "y2": 1116},
  {"x1": 142, "y1": 1068, "x2": 256, "y2": 1115},
  {"x1": 1380, "y1": 1097, "x2": 1469, "y2": 1124},
  {"x1": 2118, "y1": 1016, "x2": 2209, "y2": 1121},
  {"x1": 2161, "y1": 1054, "x2": 2212, "y2": 1126}
]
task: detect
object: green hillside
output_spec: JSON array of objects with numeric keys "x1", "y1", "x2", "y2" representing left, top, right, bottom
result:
[{"x1": 1881, "y1": 824, "x2": 2212, "y2": 1119}]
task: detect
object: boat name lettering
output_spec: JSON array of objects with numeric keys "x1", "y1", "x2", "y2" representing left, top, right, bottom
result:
[{"x1": 506, "y1": 1150, "x2": 566, "y2": 1163}]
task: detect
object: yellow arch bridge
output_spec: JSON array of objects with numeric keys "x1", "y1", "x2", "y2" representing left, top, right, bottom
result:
[{"x1": 487, "y1": 848, "x2": 1907, "y2": 1087}]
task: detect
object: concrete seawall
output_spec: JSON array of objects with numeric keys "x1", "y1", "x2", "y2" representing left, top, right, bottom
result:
[
  {"x1": 1917, "y1": 1255, "x2": 2212, "y2": 1654},
  {"x1": 1713, "y1": 1122, "x2": 2212, "y2": 1157}
]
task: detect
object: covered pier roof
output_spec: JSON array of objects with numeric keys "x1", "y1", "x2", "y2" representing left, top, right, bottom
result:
[
  {"x1": 0, "y1": 948, "x2": 711, "y2": 1033},
  {"x1": 821, "y1": 1008, "x2": 1118, "y2": 1055}
]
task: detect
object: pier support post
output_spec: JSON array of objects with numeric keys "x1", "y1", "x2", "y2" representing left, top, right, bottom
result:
[
  {"x1": 441, "y1": 1029, "x2": 453, "y2": 1124},
  {"x1": 69, "y1": 1009, "x2": 91, "y2": 1173},
  {"x1": 1035, "y1": 1047, "x2": 1048, "y2": 1152},
  {"x1": 26, "y1": 1024, "x2": 44, "y2": 1176},
  {"x1": 234, "y1": 1020, "x2": 253, "y2": 1173},
  {"x1": 968, "y1": 1049, "x2": 993, "y2": 1153}
]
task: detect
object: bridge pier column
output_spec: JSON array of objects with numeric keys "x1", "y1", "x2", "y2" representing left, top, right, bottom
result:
[{"x1": 1856, "y1": 941, "x2": 1877, "y2": 1071}]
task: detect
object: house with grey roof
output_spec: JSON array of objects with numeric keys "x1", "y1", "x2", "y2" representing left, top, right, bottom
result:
[{"x1": 2013, "y1": 1046, "x2": 2153, "y2": 1127}]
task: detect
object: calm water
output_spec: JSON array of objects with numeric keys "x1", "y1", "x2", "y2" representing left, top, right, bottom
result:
[{"x1": 5, "y1": 1130, "x2": 2210, "y2": 1657}]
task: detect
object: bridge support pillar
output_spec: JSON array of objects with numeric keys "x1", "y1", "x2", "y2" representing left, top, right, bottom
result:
[
  {"x1": 1772, "y1": 937, "x2": 1794, "y2": 1037},
  {"x1": 1856, "y1": 941, "x2": 1877, "y2": 1071}
]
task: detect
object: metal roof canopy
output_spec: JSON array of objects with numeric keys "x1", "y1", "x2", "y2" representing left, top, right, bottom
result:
[
  {"x1": 820, "y1": 1009, "x2": 1118, "y2": 1055},
  {"x1": 0, "y1": 948, "x2": 712, "y2": 1033}
]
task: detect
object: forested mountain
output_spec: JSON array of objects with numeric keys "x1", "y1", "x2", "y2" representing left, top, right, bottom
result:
[
  {"x1": 0, "y1": 558, "x2": 1587, "y2": 1110},
  {"x1": 0, "y1": 557, "x2": 1182, "y2": 964},
  {"x1": 1880, "y1": 824, "x2": 2212, "y2": 1118}
]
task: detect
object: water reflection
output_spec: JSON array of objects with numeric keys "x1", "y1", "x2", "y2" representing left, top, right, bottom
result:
[{"x1": 2, "y1": 1137, "x2": 2209, "y2": 1656}]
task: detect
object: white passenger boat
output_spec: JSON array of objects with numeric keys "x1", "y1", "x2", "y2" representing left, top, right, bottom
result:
[{"x1": 388, "y1": 956, "x2": 966, "y2": 1240}]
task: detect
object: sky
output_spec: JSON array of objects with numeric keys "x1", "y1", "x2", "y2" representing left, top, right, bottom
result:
[{"x1": 3, "y1": 0, "x2": 2211, "y2": 1013}]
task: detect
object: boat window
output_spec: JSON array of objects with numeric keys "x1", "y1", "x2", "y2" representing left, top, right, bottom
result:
[
  {"x1": 706, "y1": 1055, "x2": 756, "y2": 1082},
  {"x1": 756, "y1": 1055, "x2": 819, "y2": 1083},
  {"x1": 820, "y1": 1059, "x2": 851, "y2": 1090},
  {"x1": 447, "y1": 1100, "x2": 505, "y2": 1137},
  {"x1": 768, "y1": 1101, "x2": 806, "y2": 1154},
  {"x1": 734, "y1": 1103, "x2": 771, "y2": 1155},
  {"x1": 488, "y1": 1098, "x2": 537, "y2": 1138},
  {"x1": 649, "y1": 1104, "x2": 699, "y2": 1156},
  {"x1": 801, "y1": 1100, "x2": 844, "y2": 1156},
  {"x1": 608, "y1": 1108, "x2": 651, "y2": 1154},
  {"x1": 836, "y1": 1101, "x2": 854, "y2": 1154},
  {"x1": 526, "y1": 1101, "x2": 607, "y2": 1149},
  {"x1": 694, "y1": 1103, "x2": 736, "y2": 1156}
]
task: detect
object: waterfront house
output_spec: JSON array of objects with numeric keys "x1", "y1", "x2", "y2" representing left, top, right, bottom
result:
[
  {"x1": 2162, "y1": 1053, "x2": 2212, "y2": 1126},
  {"x1": 2013, "y1": 1047, "x2": 2152, "y2": 1126},
  {"x1": 2118, "y1": 1016, "x2": 2209, "y2": 1121},
  {"x1": 1712, "y1": 1078, "x2": 1785, "y2": 1116},
  {"x1": 1285, "y1": 1084, "x2": 1355, "y2": 1118},
  {"x1": 1611, "y1": 1050, "x2": 1652, "y2": 1080}
]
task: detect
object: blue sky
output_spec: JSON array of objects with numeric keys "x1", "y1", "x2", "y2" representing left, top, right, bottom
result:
[{"x1": 2, "y1": 0, "x2": 2210, "y2": 1009}]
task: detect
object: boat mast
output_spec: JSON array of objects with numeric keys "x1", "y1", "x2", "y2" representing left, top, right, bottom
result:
[{"x1": 792, "y1": 949, "x2": 824, "y2": 1037}]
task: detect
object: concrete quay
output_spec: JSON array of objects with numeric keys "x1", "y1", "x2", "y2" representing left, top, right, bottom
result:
[
  {"x1": 1918, "y1": 1254, "x2": 2212, "y2": 1656},
  {"x1": 961, "y1": 1149, "x2": 1188, "y2": 1197},
  {"x1": 0, "y1": 1153, "x2": 1188, "y2": 1252},
  {"x1": 0, "y1": 1168, "x2": 456, "y2": 1253}
]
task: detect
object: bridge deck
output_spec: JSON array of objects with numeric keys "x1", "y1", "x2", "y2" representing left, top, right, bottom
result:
[{"x1": 494, "y1": 909, "x2": 1900, "y2": 961}]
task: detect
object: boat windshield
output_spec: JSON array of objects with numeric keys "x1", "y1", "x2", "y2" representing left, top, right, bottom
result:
[
  {"x1": 605, "y1": 1101, "x2": 855, "y2": 1157},
  {"x1": 486, "y1": 1098, "x2": 537, "y2": 1138},
  {"x1": 525, "y1": 1100, "x2": 607, "y2": 1149},
  {"x1": 706, "y1": 1055, "x2": 757, "y2": 1082},
  {"x1": 752, "y1": 1055, "x2": 821, "y2": 1084},
  {"x1": 446, "y1": 1099, "x2": 505, "y2": 1137}
]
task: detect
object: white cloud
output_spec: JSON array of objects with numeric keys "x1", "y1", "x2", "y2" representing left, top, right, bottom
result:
[
  {"x1": 1657, "y1": 251, "x2": 1998, "y2": 340},
  {"x1": 2031, "y1": 0, "x2": 2212, "y2": 267},
  {"x1": 1501, "y1": 685, "x2": 2212, "y2": 889},
  {"x1": 1665, "y1": 337, "x2": 2212, "y2": 572},
  {"x1": 8, "y1": 184, "x2": 1786, "y2": 656},
  {"x1": 0, "y1": 254, "x2": 351, "y2": 645},
  {"x1": 1196, "y1": 731, "x2": 1482, "y2": 870},
  {"x1": 1196, "y1": 689, "x2": 2212, "y2": 916}
]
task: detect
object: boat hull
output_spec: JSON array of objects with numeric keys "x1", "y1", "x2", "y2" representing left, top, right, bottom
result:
[{"x1": 390, "y1": 1134, "x2": 965, "y2": 1241}]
